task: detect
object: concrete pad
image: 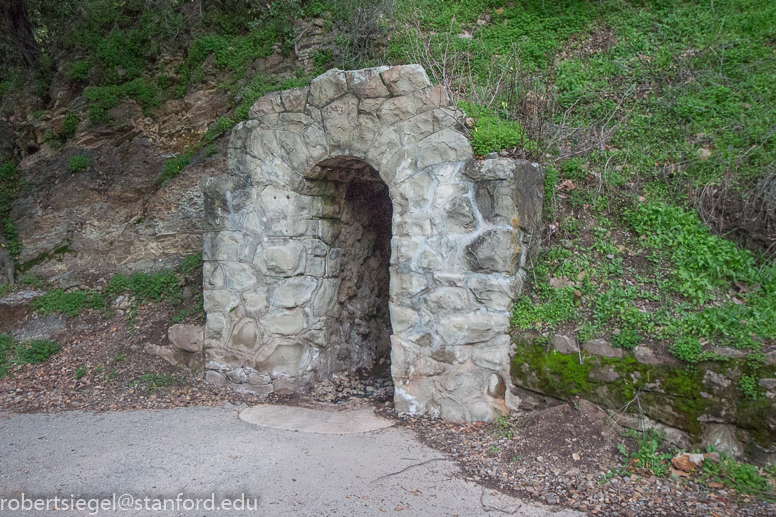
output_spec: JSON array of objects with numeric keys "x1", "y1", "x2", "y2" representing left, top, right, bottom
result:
[{"x1": 239, "y1": 404, "x2": 393, "y2": 433}]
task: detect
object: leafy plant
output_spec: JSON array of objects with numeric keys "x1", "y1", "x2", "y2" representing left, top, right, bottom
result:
[
  {"x1": 739, "y1": 375, "x2": 762, "y2": 401},
  {"x1": 157, "y1": 153, "x2": 192, "y2": 185},
  {"x1": 67, "y1": 155, "x2": 92, "y2": 173},
  {"x1": 30, "y1": 289, "x2": 106, "y2": 316},
  {"x1": 14, "y1": 340, "x2": 60, "y2": 365},
  {"x1": 621, "y1": 428, "x2": 673, "y2": 477},
  {"x1": 74, "y1": 366, "x2": 87, "y2": 379}
]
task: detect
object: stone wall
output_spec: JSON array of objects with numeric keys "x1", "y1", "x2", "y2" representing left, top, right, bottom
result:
[{"x1": 203, "y1": 65, "x2": 544, "y2": 421}]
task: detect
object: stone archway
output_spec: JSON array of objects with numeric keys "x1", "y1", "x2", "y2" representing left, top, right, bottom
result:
[{"x1": 202, "y1": 65, "x2": 544, "y2": 421}]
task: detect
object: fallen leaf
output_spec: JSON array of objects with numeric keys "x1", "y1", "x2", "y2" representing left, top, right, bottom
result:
[{"x1": 558, "y1": 179, "x2": 577, "y2": 191}]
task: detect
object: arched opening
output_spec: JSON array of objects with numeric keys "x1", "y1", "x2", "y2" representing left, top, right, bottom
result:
[{"x1": 314, "y1": 156, "x2": 393, "y2": 381}]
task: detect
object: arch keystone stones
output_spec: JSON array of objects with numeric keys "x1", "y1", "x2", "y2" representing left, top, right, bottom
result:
[{"x1": 203, "y1": 65, "x2": 544, "y2": 422}]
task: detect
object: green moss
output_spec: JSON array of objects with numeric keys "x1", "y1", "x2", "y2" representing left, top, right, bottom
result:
[
  {"x1": 512, "y1": 344, "x2": 716, "y2": 438},
  {"x1": 737, "y1": 398, "x2": 776, "y2": 449}
]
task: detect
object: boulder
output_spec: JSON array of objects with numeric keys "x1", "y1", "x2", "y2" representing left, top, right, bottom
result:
[
  {"x1": 551, "y1": 334, "x2": 579, "y2": 355},
  {"x1": 168, "y1": 323, "x2": 204, "y2": 353},
  {"x1": 701, "y1": 424, "x2": 745, "y2": 460},
  {"x1": 633, "y1": 346, "x2": 661, "y2": 365}
]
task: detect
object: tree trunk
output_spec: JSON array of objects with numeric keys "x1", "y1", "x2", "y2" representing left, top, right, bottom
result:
[{"x1": 2, "y1": 0, "x2": 39, "y2": 68}]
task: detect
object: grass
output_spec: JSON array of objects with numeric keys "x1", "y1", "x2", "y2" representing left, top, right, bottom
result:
[
  {"x1": 28, "y1": 254, "x2": 202, "y2": 320},
  {"x1": 412, "y1": 1, "x2": 774, "y2": 366},
  {"x1": 0, "y1": 334, "x2": 60, "y2": 377}
]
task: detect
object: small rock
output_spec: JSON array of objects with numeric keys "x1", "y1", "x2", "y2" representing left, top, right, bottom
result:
[
  {"x1": 0, "y1": 289, "x2": 46, "y2": 305},
  {"x1": 551, "y1": 334, "x2": 579, "y2": 355},
  {"x1": 12, "y1": 314, "x2": 66, "y2": 342},
  {"x1": 703, "y1": 370, "x2": 732, "y2": 390},
  {"x1": 759, "y1": 378, "x2": 776, "y2": 390},
  {"x1": 582, "y1": 339, "x2": 622, "y2": 359},
  {"x1": 113, "y1": 294, "x2": 134, "y2": 310},
  {"x1": 713, "y1": 347, "x2": 748, "y2": 359},
  {"x1": 633, "y1": 346, "x2": 661, "y2": 365}
]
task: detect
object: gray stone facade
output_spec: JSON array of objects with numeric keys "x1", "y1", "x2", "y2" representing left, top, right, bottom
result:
[{"x1": 203, "y1": 65, "x2": 543, "y2": 421}]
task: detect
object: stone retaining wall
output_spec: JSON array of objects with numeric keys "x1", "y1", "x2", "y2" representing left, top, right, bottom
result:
[{"x1": 202, "y1": 65, "x2": 544, "y2": 421}]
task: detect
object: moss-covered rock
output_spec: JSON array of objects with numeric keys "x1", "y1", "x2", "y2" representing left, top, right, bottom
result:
[{"x1": 510, "y1": 342, "x2": 776, "y2": 465}]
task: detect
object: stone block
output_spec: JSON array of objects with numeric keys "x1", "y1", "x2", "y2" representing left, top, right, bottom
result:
[
  {"x1": 445, "y1": 196, "x2": 477, "y2": 233},
  {"x1": 260, "y1": 309, "x2": 306, "y2": 336},
  {"x1": 264, "y1": 240, "x2": 305, "y2": 276},
  {"x1": 203, "y1": 290, "x2": 238, "y2": 313},
  {"x1": 271, "y1": 276, "x2": 318, "y2": 308},
  {"x1": 243, "y1": 288, "x2": 269, "y2": 314},
  {"x1": 346, "y1": 67, "x2": 390, "y2": 98},
  {"x1": 280, "y1": 86, "x2": 309, "y2": 112},
  {"x1": 309, "y1": 68, "x2": 348, "y2": 107},
  {"x1": 380, "y1": 64, "x2": 432, "y2": 95},
  {"x1": 249, "y1": 92, "x2": 284, "y2": 119},
  {"x1": 437, "y1": 312, "x2": 509, "y2": 345},
  {"x1": 222, "y1": 262, "x2": 256, "y2": 291},
  {"x1": 416, "y1": 129, "x2": 472, "y2": 169},
  {"x1": 464, "y1": 229, "x2": 519, "y2": 274},
  {"x1": 312, "y1": 278, "x2": 340, "y2": 317}
]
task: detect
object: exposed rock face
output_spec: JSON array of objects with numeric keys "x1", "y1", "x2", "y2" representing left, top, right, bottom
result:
[
  {"x1": 203, "y1": 65, "x2": 544, "y2": 422},
  {"x1": 10, "y1": 88, "x2": 231, "y2": 286},
  {"x1": 511, "y1": 342, "x2": 776, "y2": 466}
]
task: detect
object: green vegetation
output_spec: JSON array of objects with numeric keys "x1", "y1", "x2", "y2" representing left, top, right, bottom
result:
[
  {"x1": 74, "y1": 365, "x2": 87, "y2": 379},
  {"x1": 28, "y1": 253, "x2": 203, "y2": 320},
  {"x1": 0, "y1": 160, "x2": 22, "y2": 258},
  {"x1": 133, "y1": 372, "x2": 185, "y2": 393},
  {"x1": 67, "y1": 154, "x2": 93, "y2": 173},
  {"x1": 0, "y1": 333, "x2": 60, "y2": 377},
  {"x1": 617, "y1": 429, "x2": 674, "y2": 478},
  {"x1": 385, "y1": 1, "x2": 776, "y2": 366},
  {"x1": 157, "y1": 153, "x2": 192, "y2": 185},
  {"x1": 30, "y1": 289, "x2": 106, "y2": 316}
]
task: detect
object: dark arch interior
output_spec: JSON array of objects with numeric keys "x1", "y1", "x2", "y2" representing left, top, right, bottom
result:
[{"x1": 317, "y1": 157, "x2": 393, "y2": 380}]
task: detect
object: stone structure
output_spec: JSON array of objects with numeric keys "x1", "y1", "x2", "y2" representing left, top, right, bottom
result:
[{"x1": 203, "y1": 65, "x2": 543, "y2": 421}]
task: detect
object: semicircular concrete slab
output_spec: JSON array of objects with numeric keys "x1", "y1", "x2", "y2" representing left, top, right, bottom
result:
[{"x1": 239, "y1": 405, "x2": 393, "y2": 434}]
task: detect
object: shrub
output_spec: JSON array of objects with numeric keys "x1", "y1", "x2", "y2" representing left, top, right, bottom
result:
[
  {"x1": 61, "y1": 112, "x2": 80, "y2": 140},
  {"x1": 66, "y1": 60, "x2": 91, "y2": 82},
  {"x1": 67, "y1": 155, "x2": 92, "y2": 173},
  {"x1": 157, "y1": 153, "x2": 192, "y2": 185}
]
